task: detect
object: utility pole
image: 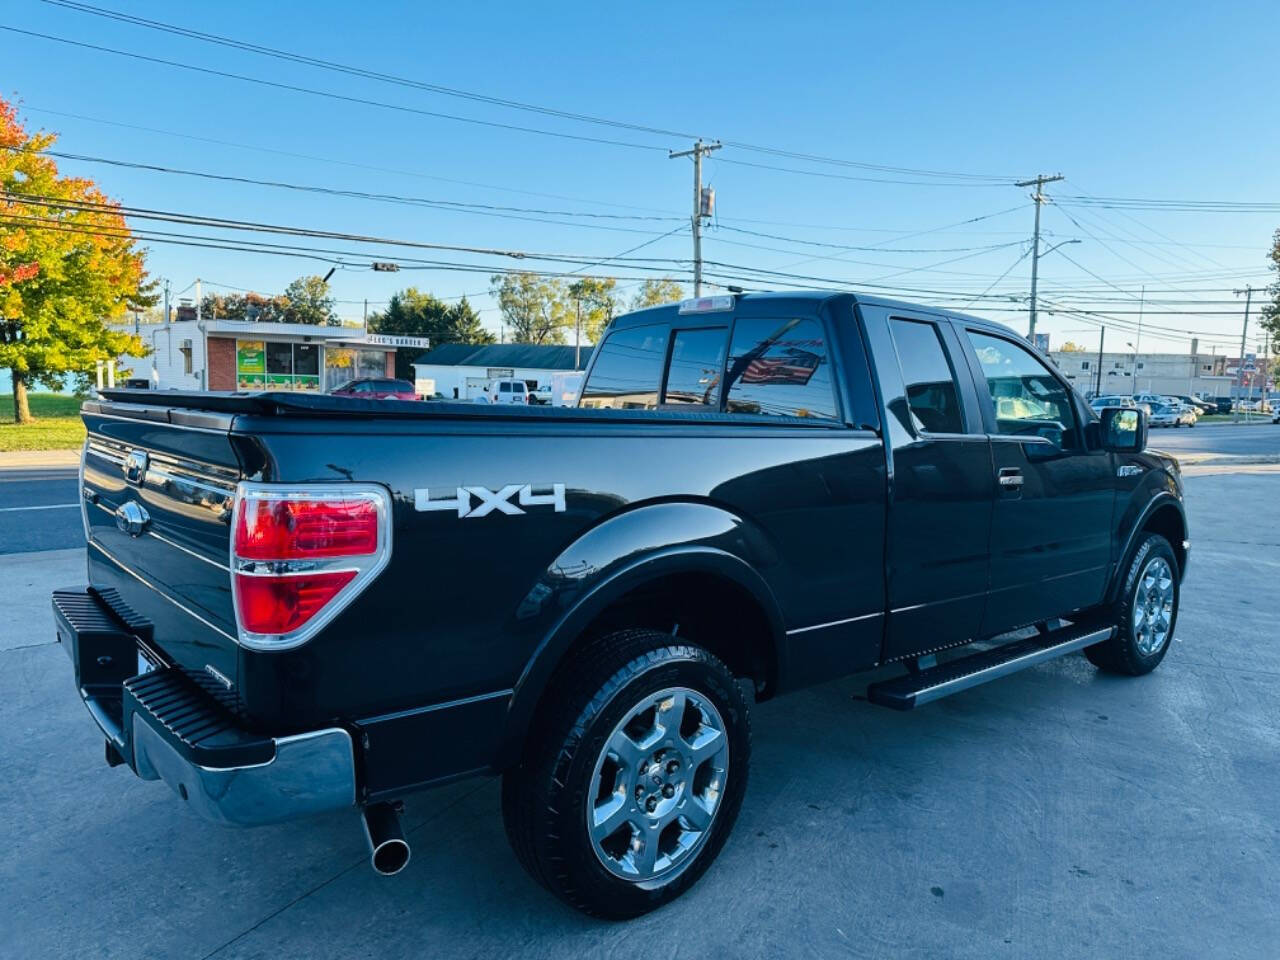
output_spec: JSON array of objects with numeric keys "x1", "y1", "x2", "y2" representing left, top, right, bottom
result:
[
  {"x1": 1095, "y1": 325, "x2": 1105, "y2": 397},
  {"x1": 670, "y1": 140, "x2": 721, "y2": 296},
  {"x1": 1263, "y1": 329, "x2": 1271, "y2": 412},
  {"x1": 1015, "y1": 173, "x2": 1064, "y2": 341},
  {"x1": 1233, "y1": 286, "x2": 1254, "y2": 420},
  {"x1": 1135, "y1": 284, "x2": 1144, "y2": 391}
]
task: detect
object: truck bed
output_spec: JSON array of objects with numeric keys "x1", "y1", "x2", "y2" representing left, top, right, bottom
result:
[{"x1": 93, "y1": 389, "x2": 843, "y2": 428}]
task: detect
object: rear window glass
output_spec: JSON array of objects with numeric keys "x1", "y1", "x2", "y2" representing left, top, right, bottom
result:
[
  {"x1": 580, "y1": 323, "x2": 668, "y2": 410},
  {"x1": 724, "y1": 317, "x2": 837, "y2": 420},
  {"x1": 663, "y1": 328, "x2": 727, "y2": 406}
]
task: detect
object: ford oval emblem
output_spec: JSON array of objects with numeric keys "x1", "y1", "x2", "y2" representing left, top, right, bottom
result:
[{"x1": 114, "y1": 501, "x2": 151, "y2": 537}]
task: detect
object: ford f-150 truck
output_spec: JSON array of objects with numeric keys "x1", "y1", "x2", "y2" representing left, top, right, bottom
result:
[{"x1": 54, "y1": 291, "x2": 1187, "y2": 919}]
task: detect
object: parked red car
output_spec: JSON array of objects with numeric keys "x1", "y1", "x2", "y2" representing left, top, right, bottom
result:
[{"x1": 330, "y1": 378, "x2": 419, "y2": 400}]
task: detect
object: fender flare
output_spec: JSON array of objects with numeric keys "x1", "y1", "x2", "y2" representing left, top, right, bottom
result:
[
  {"x1": 495, "y1": 502, "x2": 785, "y2": 768},
  {"x1": 1107, "y1": 491, "x2": 1186, "y2": 603}
]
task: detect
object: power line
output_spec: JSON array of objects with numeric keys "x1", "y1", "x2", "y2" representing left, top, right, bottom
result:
[
  {"x1": 38, "y1": 0, "x2": 1023, "y2": 184},
  {"x1": 1055, "y1": 195, "x2": 1280, "y2": 214},
  {"x1": 7, "y1": 146, "x2": 687, "y2": 231},
  {"x1": 19, "y1": 105, "x2": 684, "y2": 216},
  {"x1": 0, "y1": 191, "x2": 692, "y2": 266},
  {"x1": 0, "y1": 25, "x2": 672, "y2": 153},
  {"x1": 714, "y1": 156, "x2": 1011, "y2": 188}
]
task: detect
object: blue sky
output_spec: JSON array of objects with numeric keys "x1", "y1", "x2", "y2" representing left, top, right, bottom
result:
[{"x1": 2, "y1": 0, "x2": 1277, "y2": 356}]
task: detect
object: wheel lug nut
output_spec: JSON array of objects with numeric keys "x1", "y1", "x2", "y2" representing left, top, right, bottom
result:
[
  {"x1": 666, "y1": 760, "x2": 680, "y2": 774},
  {"x1": 646, "y1": 796, "x2": 658, "y2": 813},
  {"x1": 662, "y1": 784, "x2": 675, "y2": 798}
]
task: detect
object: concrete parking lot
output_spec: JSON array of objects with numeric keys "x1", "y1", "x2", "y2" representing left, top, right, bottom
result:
[{"x1": 2, "y1": 459, "x2": 1277, "y2": 959}]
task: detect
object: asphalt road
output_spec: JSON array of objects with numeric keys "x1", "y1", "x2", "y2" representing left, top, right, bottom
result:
[
  {"x1": 1, "y1": 468, "x2": 1277, "y2": 959},
  {"x1": 1148, "y1": 419, "x2": 1280, "y2": 458},
  {"x1": 0, "y1": 467, "x2": 81, "y2": 554}
]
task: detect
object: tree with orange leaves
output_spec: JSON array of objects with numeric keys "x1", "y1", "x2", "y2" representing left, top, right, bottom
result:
[{"x1": 1, "y1": 96, "x2": 154, "y2": 423}]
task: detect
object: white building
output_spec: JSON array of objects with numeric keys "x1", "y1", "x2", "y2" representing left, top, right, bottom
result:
[
  {"x1": 110, "y1": 317, "x2": 423, "y2": 393},
  {"x1": 1048, "y1": 349, "x2": 1237, "y2": 400},
  {"x1": 412, "y1": 343, "x2": 589, "y2": 401}
]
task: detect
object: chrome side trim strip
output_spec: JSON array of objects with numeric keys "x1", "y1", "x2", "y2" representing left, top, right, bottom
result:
[
  {"x1": 147, "y1": 467, "x2": 236, "y2": 497},
  {"x1": 786, "y1": 611, "x2": 884, "y2": 635},
  {"x1": 911, "y1": 627, "x2": 1113, "y2": 707},
  {"x1": 89, "y1": 541, "x2": 237, "y2": 643},
  {"x1": 145, "y1": 530, "x2": 230, "y2": 572}
]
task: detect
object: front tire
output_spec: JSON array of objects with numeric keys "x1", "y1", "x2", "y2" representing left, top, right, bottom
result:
[
  {"x1": 1085, "y1": 533, "x2": 1179, "y2": 675},
  {"x1": 502, "y1": 629, "x2": 750, "y2": 919}
]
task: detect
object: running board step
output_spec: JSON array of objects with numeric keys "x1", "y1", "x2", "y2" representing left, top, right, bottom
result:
[{"x1": 866, "y1": 623, "x2": 1114, "y2": 711}]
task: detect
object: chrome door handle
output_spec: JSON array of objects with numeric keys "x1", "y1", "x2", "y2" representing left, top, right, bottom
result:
[{"x1": 997, "y1": 470, "x2": 1024, "y2": 488}]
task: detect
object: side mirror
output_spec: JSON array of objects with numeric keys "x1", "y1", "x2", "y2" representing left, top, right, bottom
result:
[{"x1": 1100, "y1": 406, "x2": 1147, "y2": 453}]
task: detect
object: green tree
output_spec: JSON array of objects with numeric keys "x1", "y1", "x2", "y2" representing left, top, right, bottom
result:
[
  {"x1": 199, "y1": 291, "x2": 288, "y2": 323},
  {"x1": 567, "y1": 277, "x2": 619, "y2": 343},
  {"x1": 1261, "y1": 228, "x2": 1280, "y2": 345},
  {"x1": 1, "y1": 97, "x2": 152, "y2": 423},
  {"x1": 490, "y1": 272, "x2": 569, "y2": 344},
  {"x1": 368, "y1": 288, "x2": 494, "y2": 377},
  {"x1": 630, "y1": 277, "x2": 685, "y2": 311},
  {"x1": 282, "y1": 275, "x2": 338, "y2": 325}
]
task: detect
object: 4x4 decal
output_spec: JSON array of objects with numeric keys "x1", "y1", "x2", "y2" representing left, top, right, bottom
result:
[{"x1": 414, "y1": 483, "x2": 566, "y2": 518}]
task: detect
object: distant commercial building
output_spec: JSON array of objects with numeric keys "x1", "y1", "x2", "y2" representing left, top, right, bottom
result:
[
  {"x1": 1048, "y1": 349, "x2": 1241, "y2": 399},
  {"x1": 110, "y1": 317, "x2": 418, "y2": 393},
  {"x1": 412, "y1": 343, "x2": 589, "y2": 400}
]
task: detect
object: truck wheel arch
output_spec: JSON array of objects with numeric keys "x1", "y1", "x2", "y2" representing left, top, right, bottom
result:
[
  {"x1": 1109, "y1": 494, "x2": 1187, "y2": 603},
  {"x1": 497, "y1": 539, "x2": 785, "y2": 771}
]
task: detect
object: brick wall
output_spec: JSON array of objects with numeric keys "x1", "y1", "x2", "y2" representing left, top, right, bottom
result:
[{"x1": 207, "y1": 336, "x2": 237, "y2": 391}]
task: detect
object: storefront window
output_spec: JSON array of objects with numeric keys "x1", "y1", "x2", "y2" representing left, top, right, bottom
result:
[
  {"x1": 266, "y1": 341, "x2": 294, "y2": 389},
  {"x1": 294, "y1": 343, "x2": 320, "y2": 391},
  {"x1": 236, "y1": 340, "x2": 266, "y2": 390},
  {"x1": 324, "y1": 347, "x2": 386, "y2": 391}
]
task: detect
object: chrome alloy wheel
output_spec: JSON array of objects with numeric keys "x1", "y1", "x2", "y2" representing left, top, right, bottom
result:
[
  {"x1": 1133, "y1": 555, "x2": 1175, "y2": 656},
  {"x1": 587, "y1": 687, "x2": 730, "y2": 886}
]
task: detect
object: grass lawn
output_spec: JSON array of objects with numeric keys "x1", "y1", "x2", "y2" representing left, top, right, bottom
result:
[
  {"x1": 1197, "y1": 413, "x2": 1274, "y2": 425},
  {"x1": 0, "y1": 393, "x2": 86, "y2": 451}
]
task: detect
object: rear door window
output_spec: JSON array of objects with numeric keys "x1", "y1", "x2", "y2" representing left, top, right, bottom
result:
[
  {"x1": 580, "y1": 323, "x2": 669, "y2": 410},
  {"x1": 888, "y1": 318, "x2": 965, "y2": 434},
  {"x1": 663, "y1": 327, "x2": 727, "y2": 406},
  {"x1": 723, "y1": 317, "x2": 837, "y2": 420}
]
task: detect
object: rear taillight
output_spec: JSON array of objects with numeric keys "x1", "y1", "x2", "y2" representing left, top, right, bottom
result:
[{"x1": 230, "y1": 484, "x2": 391, "y2": 650}]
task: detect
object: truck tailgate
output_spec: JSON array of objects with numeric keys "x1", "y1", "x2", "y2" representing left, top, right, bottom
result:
[{"x1": 81, "y1": 400, "x2": 242, "y2": 699}]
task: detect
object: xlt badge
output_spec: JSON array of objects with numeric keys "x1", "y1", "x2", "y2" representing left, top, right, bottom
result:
[{"x1": 415, "y1": 483, "x2": 566, "y2": 518}]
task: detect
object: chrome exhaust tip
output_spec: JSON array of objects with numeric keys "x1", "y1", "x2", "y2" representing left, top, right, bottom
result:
[{"x1": 361, "y1": 802, "x2": 410, "y2": 876}]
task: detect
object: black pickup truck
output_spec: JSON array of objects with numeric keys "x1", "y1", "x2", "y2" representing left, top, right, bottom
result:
[{"x1": 54, "y1": 291, "x2": 1187, "y2": 918}]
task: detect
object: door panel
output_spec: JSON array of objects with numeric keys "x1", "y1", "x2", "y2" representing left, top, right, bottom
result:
[
  {"x1": 958, "y1": 328, "x2": 1116, "y2": 635},
  {"x1": 860, "y1": 308, "x2": 993, "y2": 662}
]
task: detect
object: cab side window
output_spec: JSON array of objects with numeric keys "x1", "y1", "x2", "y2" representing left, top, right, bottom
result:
[
  {"x1": 888, "y1": 318, "x2": 965, "y2": 434},
  {"x1": 663, "y1": 327, "x2": 727, "y2": 407},
  {"x1": 966, "y1": 331, "x2": 1079, "y2": 450},
  {"x1": 579, "y1": 323, "x2": 668, "y2": 410}
]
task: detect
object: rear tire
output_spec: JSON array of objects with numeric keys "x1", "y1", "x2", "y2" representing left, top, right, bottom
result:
[
  {"x1": 502, "y1": 629, "x2": 750, "y2": 919},
  {"x1": 1085, "y1": 533, "x2": 1179, "y2": 675}
]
